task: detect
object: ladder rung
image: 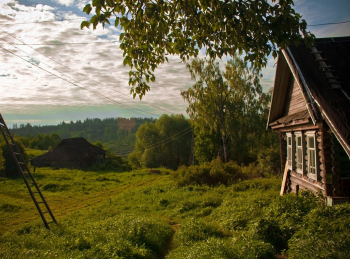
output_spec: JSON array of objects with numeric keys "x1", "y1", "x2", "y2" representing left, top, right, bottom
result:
[
  {"x1": 37, "y1": 201, "x2": 46, "y2": 204},
  {"x1": 47, "y1": 221, "x2": 56, "y2": 224},
  {"x1": 14, "y1": 152, "x2": 20, "y2": 155},
  {"x1": 42, "y1": 211, "x2": 49, "y2": 214},
  {"x1": 18, "y1": 162, "x2": 25, "y2": 165}
]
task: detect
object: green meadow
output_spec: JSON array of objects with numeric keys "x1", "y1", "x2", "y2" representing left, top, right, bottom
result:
[{"x1": 1, "y1": 165, "x2": 350, "y2": 258}]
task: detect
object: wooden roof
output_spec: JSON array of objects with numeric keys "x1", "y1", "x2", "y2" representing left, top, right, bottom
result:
[{"x1": 268, "y1": 36, "x2": 350, "y2": 157}]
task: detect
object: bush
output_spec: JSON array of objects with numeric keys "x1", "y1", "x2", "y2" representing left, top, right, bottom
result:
[
  {"x1": 172, "y1": 218, "x2": 225, "y2": 247},
  {"x1": 258, "y1": 146, "x2": 280, "y2": 176},
  {"x1": 0, "y1": 139, "x2": 28, "y2": 178},
  {"x1": 287, "y1": 203, "x2": 350, "y2": 259},
  {"x1": 167, "y1": 237, "x2": 236, "y2": 259},
  {"x1": 172, "y1": 159, "x2": 264, "y2": 186}
]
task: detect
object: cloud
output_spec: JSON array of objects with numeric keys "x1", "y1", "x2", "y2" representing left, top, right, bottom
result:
[{"x1": 52, "y1": 0, "x2": 74, "y2": 7}]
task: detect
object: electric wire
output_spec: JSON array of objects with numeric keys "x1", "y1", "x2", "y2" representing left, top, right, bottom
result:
[
  {"x1": 117, "y1": 127, "x2": 193, "y2": 156},
  {"x1": 0, "y1": 28, "x2": 177, "y2": 115},
  {"x1": 0, "y1": 43, "x2": 160, "y2": 118},
  {"x1": 1, "y1": 14, "x2": 350, "y2": 27},
  {"x1": 0, "y1": 40, "x2": 195, "y2": 154},
  {"x1": 308, "y1": 20, "x2": 350, "y2": 26}
]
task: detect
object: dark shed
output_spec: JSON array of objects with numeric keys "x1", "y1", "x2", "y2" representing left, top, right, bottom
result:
[{"x1": 31, "y1": 137, "x2": 106, "y2": 169}]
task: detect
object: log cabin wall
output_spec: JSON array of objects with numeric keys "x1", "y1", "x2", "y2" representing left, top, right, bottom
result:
[
  {"x1": 279, "y1": 132, "x2": 287, "y2": 175},
  {"x1": 331, "y1": 135, "x2": 350, "y2": 196},
  {"x1": 283, "y1": 76, "x2": 307, "y2": 117},
  {"x1": 318, "y1": 129, "x2": 334, "y2": 197},
  {"x1": 284, "y1": 126, "x2": 331, "y2": 196}
]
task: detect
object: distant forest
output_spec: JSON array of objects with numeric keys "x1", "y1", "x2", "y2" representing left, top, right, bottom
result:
[{"x1": 10, "y1": 117, "x2": 156, "y2": 154}]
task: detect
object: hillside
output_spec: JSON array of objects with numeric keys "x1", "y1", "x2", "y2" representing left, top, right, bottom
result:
[
  {"x1": 10, "y1": 117, "x2": 156, "y2": 154},
  {"x1": 1, "y1": 166, "x2": 349, "y2": 258}
]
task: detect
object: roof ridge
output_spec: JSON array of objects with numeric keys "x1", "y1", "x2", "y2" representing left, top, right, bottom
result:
[{"x1": 310, "y1": 45, "x2": 342, "y2": 89}]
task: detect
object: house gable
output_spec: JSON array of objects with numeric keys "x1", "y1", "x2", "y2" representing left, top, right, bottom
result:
[{"x1": 268, "y1": 51, "x2": 316, "y2": 129}]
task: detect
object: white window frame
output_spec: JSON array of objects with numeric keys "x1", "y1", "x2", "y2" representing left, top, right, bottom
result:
[
  {"x1": 306, "y1": 131, "x2": 318, "y2": 180},
  {"x1": 294, "y1": 132, "x2": 304, "y2": 174},
  {"x1": 286, "y1": 133, "x2": 294, "y2": 170}
]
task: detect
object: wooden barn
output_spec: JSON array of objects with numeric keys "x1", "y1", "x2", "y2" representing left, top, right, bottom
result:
[
  {"x1": 267, "y1": 36, "x2": 350, "y2": 205},
  {"x1": 31, "y1": 137, "x2": 106, "y2": 169}
]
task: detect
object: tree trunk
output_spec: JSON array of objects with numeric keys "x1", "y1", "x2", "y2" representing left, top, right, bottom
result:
[{"x1": 222, "y1": 135, "x2": 228, "y2": 163}]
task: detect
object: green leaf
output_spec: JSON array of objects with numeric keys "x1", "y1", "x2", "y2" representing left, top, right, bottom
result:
[
  {"x1": 83, "y1": 4, "x2": 92, "y2": 14},
  {"x1": 80, "y1": 21, "x2": 90, "y2": 29}
]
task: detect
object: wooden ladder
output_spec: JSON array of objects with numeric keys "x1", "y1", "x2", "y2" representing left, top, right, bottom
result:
[{"x1": 0, "y1": 113, "x2": 57, "y2": 229}]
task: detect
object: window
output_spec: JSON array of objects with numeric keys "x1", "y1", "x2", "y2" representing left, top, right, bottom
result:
[
  {"x1": 307, "y1": 133, "x2": 317, "y2": 176},
  {"x1": 286, "y1": 133, "x2": 294, "y2": 170},
  {"x1": 295, "y1": 132, "x2": 303, "y2": 174}
]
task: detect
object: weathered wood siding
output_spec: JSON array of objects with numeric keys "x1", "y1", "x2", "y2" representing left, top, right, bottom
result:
[
  {"x1": 318, "y1": 129, "x2": 333, "y2": 197},
  {"x1": 283, "y1": 76, "x2": 307, "y2": 116}
]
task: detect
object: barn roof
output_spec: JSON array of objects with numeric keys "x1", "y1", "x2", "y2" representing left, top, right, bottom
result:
[
  {"x1": 268, "y1": 36, "x2": 350, "y2": 157},
  {"x1": 31, "y1": 137, "x2": 105, "y2": 163}
]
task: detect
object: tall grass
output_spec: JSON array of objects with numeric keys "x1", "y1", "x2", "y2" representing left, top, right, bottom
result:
[{"x1": 1, "y1": 164, "x2": 349, "y2": 258}]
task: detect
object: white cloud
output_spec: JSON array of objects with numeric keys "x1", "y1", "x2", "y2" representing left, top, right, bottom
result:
[{"x1": 52, "y1": 0, "x2": 75, "y2": 7}]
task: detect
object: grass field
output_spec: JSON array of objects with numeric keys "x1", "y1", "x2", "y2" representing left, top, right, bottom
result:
[{"x1": 1, "y1": 165, "x2": 350, "y2": 258}]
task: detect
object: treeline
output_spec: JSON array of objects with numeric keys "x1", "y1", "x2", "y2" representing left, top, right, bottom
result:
[{"x1": 10, "y1": 117, "x2": 155, "y2": 153}]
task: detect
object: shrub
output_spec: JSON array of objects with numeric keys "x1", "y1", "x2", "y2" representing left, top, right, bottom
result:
[
  {"x1": 172, "y1": 159, "x2": 246, "y2": 186},
  {"x1": 248, "y1": 218, "x2": 287, "y2": 252},
  {"x1": 257, "y1": 145, "x2": 281, "y2": 176},
  {"x1": 0, "y1": 139, "x2": 28, "y2": 178},
  {"x1": 167, "y1": 237, "x2": 236, "y2": 259},
  {"x1": 172, "y1": 218, "x2": 225, "y2": 247},
  {"x1": 230, "y1": 235, "x2": 276, "y2": 259},
  {"x1": 287, "y1": 203, "x2": 350, "y2": 259}
]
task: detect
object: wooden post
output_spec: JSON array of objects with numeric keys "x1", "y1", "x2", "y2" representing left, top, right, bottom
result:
[{"x1": 280, "y1": 161, "x2": 289, "y2": 196}]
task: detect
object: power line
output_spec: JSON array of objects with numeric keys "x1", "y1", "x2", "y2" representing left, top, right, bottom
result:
[
  {"x1": 0, "y1": 44, "x2": 160, "y2": 118},
  {"x1": 0, "y1": 17, "x2": 90, "y2": 25},
  {"x1": 117, "y1": 127, "x2": 193, "y2": 156},
  {"x1": 9, "y1": 41, "x2": 119, "y2": 45},
  {"x1": 1, "y1": 14, "x2": 350, "y2": 27},
  {"x1": 308, "y1": 20, "x2": 350, "y2": 26},
  {"x1": 0, "y1": 28, "x2": 177, "y2": 115}
]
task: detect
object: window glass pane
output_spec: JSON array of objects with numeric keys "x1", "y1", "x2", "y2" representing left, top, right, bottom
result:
[
  {"x1": 298, "y1": 137, "x2": 302, "y2": 146},
  {"x1": 297, "y1": 149, "x2": 302, "y2": 169},
  {"x1": 309, "y1": 136, "x2": 315, "y2": 148}
]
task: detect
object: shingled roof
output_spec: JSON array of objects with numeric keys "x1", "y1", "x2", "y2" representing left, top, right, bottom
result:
[
  {"x1": 268, "y1": 36, "x2": 350, "y2": 157},
  {"x1": 31, "y1": 137, "x2": 106, "y2": 168}
]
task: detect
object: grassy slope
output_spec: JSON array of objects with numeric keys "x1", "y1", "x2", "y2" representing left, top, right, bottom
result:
[{"x1": 1, "y1": 165, "x2": 350, "y2": 258}]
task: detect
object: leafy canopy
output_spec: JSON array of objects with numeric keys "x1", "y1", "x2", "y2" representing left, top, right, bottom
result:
[{"x1": 81, "y1": 0, "x2": 312, "y2": 98}]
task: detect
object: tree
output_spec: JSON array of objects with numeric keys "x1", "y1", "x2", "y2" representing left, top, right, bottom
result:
[
  {"x1": 82, "y1": 0, "x2": 313, "y2": 98},
  {"x1": 0, "y1": 138, "x2": 28, "y2": 178},
  {"x1": 182, "y1": 56, "x2": 270, "y2": 164},
  {"x1": 129, "y1": 114, "x2": 192, "y2": 169}
]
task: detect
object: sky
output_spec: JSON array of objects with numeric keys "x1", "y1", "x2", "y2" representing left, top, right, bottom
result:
[{"x1": 0, "y1": 0, "x2": 350, "y2": 127}]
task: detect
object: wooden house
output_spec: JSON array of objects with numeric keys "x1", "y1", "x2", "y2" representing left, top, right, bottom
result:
[
  {"x1": 31, "y1": 137, "x2": 105, "y2": 169},
  {"x1": 267, "y1": 36, "x2": 350, "y2": 205}
]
